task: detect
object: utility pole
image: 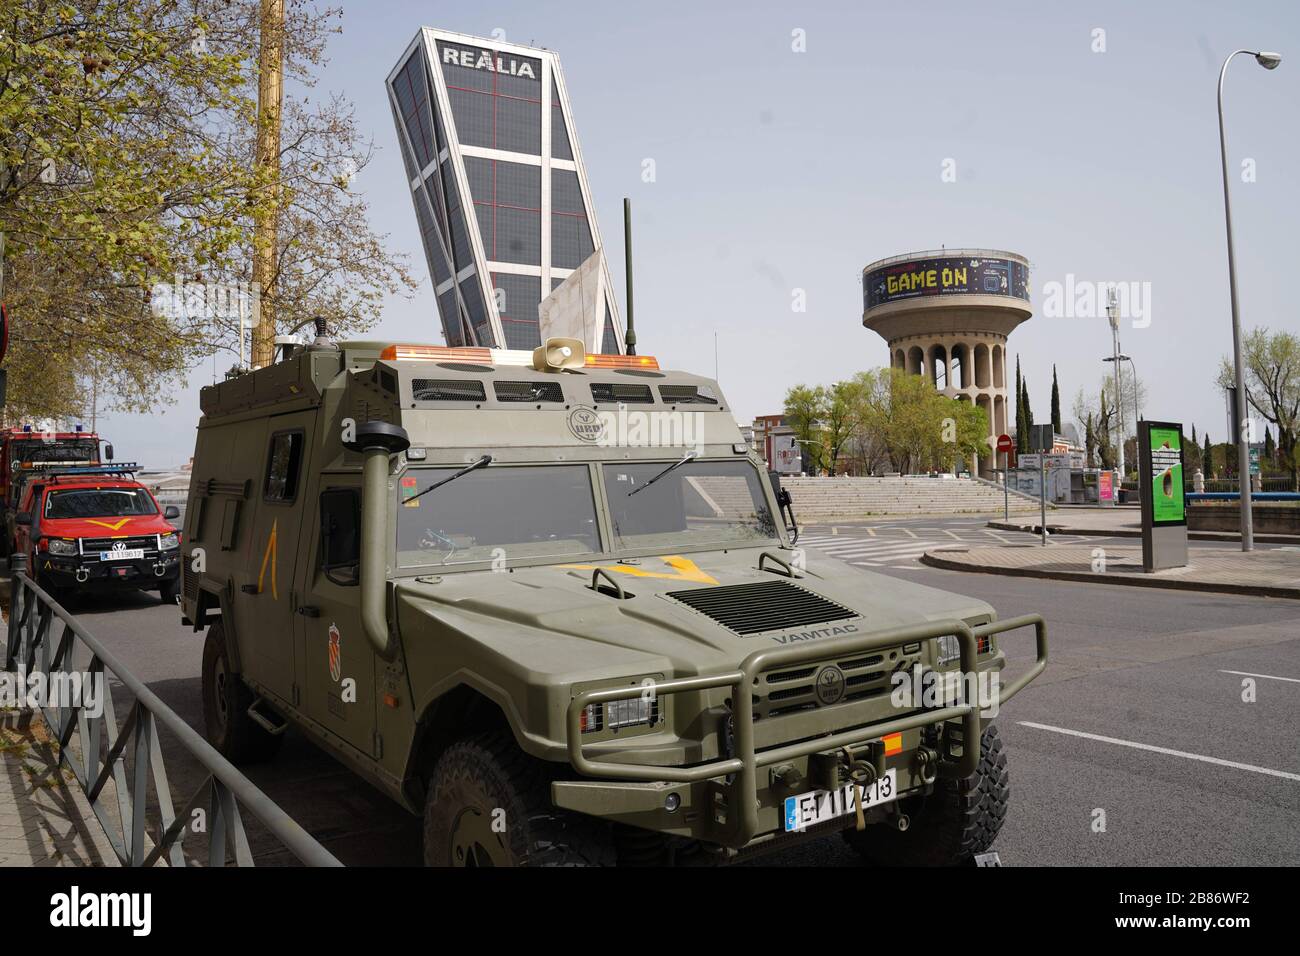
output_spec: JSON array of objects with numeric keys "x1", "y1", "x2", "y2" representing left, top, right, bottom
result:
[{"x1": 251, "y1": 0, "x2": 285, "y2": 369}]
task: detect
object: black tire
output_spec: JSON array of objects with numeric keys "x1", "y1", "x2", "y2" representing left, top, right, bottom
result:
[
  {"x1": 201, "y1": 620, "x2": 283, "y2": 763},
  {"x1": 158, "y1": 577, "x2": 180, "y2": 605},
  {"x1": 843, "y1": 722, "x2": 1009, "y2": 866},
  {"x1": 423, "y1": 731, "x2": 614, "y2": 867}
]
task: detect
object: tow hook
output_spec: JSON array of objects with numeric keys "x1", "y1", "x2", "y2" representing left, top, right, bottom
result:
[
  {"x1": 153, "y1": 562, "x2": 168, "y2": 578},
  {"x1": 913, "y1": 745, "x2": 940, "y2": 785},
  {"x1": 75, "y1": 567, "x2": 90, "y2": 584},
  {"x1": 844, "y1": 750, "x2": 877, "y2": 832}
]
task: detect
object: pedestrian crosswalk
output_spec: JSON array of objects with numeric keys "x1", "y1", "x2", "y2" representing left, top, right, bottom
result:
[
  {"x1": 797, "y1": 532, "x2": 955, "y2": 568},
  {"x1": 796, "y1": 526, "x2": 1086, "y2": 569}
]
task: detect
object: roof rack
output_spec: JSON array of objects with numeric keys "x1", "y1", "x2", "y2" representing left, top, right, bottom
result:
[{"x1": 23, "y1": 462, "x2": 139, "y2": 479}]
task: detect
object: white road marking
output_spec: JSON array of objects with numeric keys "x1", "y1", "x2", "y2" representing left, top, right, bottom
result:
[
  {"x1": 1219, "y1": 670, "x2": 1300, "y2": 685},
  {"x1": 1019, "y1": 721, "x2": 1300, "y2": 782},
  {"x1": 944, "y1": 529, "x2": 962, "y2": 539}
]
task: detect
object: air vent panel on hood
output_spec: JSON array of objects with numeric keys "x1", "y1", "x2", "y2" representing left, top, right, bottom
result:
[{"x1": 665, "y1": 579, "x2": 859, "y2": 636}]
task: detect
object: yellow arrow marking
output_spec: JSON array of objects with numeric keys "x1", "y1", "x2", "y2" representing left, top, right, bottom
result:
[
  {"x1": 559, "y1": 555, "x2": 718, "y2": 585},
  {"x1": 257, "y1": 519, "x2": 278, "y2": 599},
  {"x1": 86, "y1": 518, "x2": 132, "y2": 531}
]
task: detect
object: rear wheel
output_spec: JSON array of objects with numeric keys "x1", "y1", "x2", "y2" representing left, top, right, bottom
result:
[
  {"x1": 201, "y1": 620, "x2": 283, "y2": 763},
  {"x1": 423, "y1": 731, "x2": 614, "y2": 867},
  {"x1": 843, "y1": 722, "x2": 1009, "y2": 866}
]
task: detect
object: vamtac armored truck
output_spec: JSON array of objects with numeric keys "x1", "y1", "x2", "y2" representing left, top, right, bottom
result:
[{"x1": 181, "y1": 330, "x2": 1047, "y2": 866}]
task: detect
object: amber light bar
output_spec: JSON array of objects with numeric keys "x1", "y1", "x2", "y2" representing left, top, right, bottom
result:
[
  {"x1": 585, "y1": 353, "x2": 660, "y2": 370},
  {"x1": 379, "y1": 344, "x2": 493, "y2": 362}
]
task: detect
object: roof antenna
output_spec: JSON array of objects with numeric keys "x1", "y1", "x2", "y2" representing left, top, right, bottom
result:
[{"x1": 623, "y1": 197, "x2": 636, "y2": 355}]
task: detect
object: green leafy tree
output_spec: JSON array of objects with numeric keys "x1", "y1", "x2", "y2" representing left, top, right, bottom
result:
[
  {"x1": 1218, "y1": 329, "x2": 1299, "y2": 488},
  {"x1": 783, "y1": 384, "x2": 826, "y2": 475},
  {"x1": 1203, "y1": 432, "x2": 1214, "y2": 478},
  {"x1": 0, "y1": 0, "x2": 414, "y2": 423},
  {"x1": 1084, "y1": 412, "x2": 1097, "y2": 466}
]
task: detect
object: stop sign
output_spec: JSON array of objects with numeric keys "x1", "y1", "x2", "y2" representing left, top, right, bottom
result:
[{"x1": 996, "y1": 433, "x2": 1014, "y2": 455}]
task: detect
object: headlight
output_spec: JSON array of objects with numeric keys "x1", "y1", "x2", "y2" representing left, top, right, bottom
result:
[
  {"x1": 159, "y1": 533, "x2": 180, "y2": 550},
  {"x1": 47, "y1": 538, "x2": 77, "y2": 556},
  {"x1": 580, "y1": 680, "x2": 660, "y2": 734},
  {"x1": 935, "y1": 634, "x2": 961, "y2": 666}
]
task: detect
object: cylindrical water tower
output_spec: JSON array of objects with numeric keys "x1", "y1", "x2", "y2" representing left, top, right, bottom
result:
[{"x1": 862, "y1": 249, "x2": 1032, "y2": 475}]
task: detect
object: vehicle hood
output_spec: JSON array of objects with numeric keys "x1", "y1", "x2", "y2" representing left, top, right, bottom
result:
[
  {"x1": 394, "y1": 544, "x2": 993, "y2": 682},
  {"x1": 37, "y1": 514, "x2": 175, "y2": 539}
]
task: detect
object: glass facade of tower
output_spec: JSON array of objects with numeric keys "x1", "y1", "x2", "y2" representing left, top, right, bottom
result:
[{"x1": 387, "y1": 30, "x2": 622, "y2": 352}]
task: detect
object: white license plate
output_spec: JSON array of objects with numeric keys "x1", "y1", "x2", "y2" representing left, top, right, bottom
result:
[
  {"x1": 783, "y1": 769, "x2": 898, "y2": 832},
  {"x1": 99, "y1": 549, "x2": 144, "y2": 561}
]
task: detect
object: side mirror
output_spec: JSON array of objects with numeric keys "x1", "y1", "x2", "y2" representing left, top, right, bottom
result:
[
  {"x1": 163, "y1": 505, "x2": 180, "y2": 520},
  {"x1": 14, "y1": 512, "x2": 31, "y2": 526},
  {"x1": 104, "y1": 442, "x2": 114, "y2": 461}
]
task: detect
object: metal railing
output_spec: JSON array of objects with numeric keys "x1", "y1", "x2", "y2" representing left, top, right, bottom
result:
[
  {"x1": 3, "y1": 554, "x2": 341, "y2": 867},
  {"x1": 567, "y1": 614, "x2": 1048, "y2": 846}
]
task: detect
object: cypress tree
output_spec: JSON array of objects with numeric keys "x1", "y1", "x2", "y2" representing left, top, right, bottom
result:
[
  {"x1": 1203, "y1": 432, "x2": 1213, "y2": 477},
  {"x1": 1050, "y1": 365, "x2": 1062, "y2": 434}
]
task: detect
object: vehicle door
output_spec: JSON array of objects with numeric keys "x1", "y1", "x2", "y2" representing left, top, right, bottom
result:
[
  {"x1": 239, "y1": 412, "x2": 317, "y2": 706},
  {"x1": 294, "y1": 477, "x2": 376, "y2": 756}
]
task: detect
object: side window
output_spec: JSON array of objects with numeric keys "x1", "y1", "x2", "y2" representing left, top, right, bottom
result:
[
  {"x1": 319, "y1": 488, "x2": 361, "y2": 586},
  {"x1": 264, "y1": 430, "x2": 304, "y2": 503}
]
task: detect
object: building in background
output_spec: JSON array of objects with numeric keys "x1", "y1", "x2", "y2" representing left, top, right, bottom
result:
[
  {"x1": 862, "y1": 249, "x2": 1032, "y2": 476},
  {"x1": 387, "y1": 29, "x2": 624, "y2": 352}
]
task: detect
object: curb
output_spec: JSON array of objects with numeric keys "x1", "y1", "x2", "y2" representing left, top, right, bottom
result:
[
  {"x1": 985, "y1": 520, "x2": 1300, "y2": 546},
  {"x1": 920, "y1": 550, "x2": 1300, "y2": 601}
]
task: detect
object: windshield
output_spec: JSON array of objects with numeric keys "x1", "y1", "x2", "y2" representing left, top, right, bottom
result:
[
  {"x1": 603, "y1": 459, "x2": 777, "y2": 551},
  {"x1": 13, "y1": 439, "x2": 98, "y2": 464},
  {"x1": 396, "y1": 464, "x2": 600, "y2": 568},
  {"x1": 45, "y1": 488, "x2": 156, "y2": 519}
]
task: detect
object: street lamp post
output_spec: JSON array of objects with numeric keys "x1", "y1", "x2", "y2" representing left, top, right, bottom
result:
[
  {"x1": 1218, "y1": 49, "x2": 1281, "y2": 551},
  {"x1": 1106, "y1": 291, "x2": 1125, "y2": 481}
]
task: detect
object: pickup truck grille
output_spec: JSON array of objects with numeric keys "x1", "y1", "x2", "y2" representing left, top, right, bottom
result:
[
  {"x1": 666, "y1": 580, "x2": 859, "y2": 636},
  {"x1": 81, "y1": 535, "x2": 157, "y2": 554}
]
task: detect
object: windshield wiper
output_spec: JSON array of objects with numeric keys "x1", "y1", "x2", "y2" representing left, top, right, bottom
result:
[
  {"x1": 627, "y1": 451, "x2": 697, "y2": 497},
  {"x1": 403, "y1": 454, "x2": 492, "y2": 505}
]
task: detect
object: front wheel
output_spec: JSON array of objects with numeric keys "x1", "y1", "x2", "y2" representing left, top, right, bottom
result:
[
  {"x1": 423, "y1": 731, "x2": 614, "y2": 867},
  {"x1": 158, "y1": 577, "x2": 179, "y2": 605},
  {"x1": 201, "y1": 621, "x2": 283, "y2": 763},
  {"x1": 843, "y1": 722, "x2": 1009, "y2": 866}
]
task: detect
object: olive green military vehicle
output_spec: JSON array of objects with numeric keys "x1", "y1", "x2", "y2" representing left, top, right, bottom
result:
[{"x1": 182, "y1": 331, "x2": 1047, "y2": 866}]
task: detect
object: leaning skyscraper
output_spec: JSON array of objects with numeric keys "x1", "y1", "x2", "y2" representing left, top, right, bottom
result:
[{"x1": 387, "y1": 29, "x2": 624, "y2": 353}]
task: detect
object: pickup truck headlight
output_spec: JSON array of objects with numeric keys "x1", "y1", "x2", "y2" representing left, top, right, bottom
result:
[
  {"x1": 159, "y1": 533, "x2": 180, "y2": 550},
  {"x1": 47, "y1": 538, "x2": 77, "y2": 556}
]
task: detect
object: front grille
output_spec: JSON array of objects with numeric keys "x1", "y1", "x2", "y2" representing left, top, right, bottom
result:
[
  {"x1": 590, "y1": 382, "x2": 653, "y2": 404},
  {"x1": 411, "y1": 378, "x2": 486, "y2": 402},
  {"x1": 183, "y1": 566, "x2": 200, "y2": 603},
  {"x1": 82, "y1": 535, "x2": 156, "y2": 554},
  {"x1": 752, "y1": 648, "x2": 906, "y2": 719},
  {"x1": 665, "y1": 579, "x2": 859, "y2": 636},
  {"x1": 494, "y1": 380, "x2": 563, "y2": 403}
]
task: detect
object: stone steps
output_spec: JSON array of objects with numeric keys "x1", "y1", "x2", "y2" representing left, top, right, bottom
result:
[{"x1": 780, "y1": 477, "x2": 1039, "y2": 517}]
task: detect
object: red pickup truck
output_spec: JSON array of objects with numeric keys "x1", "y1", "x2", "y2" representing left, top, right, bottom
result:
[{"x1": 13, "y1": 465, "x2": 181, "y2": 605}]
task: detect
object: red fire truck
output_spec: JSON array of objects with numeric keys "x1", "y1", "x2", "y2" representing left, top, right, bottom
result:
[{"x1": 1, "y1": 425, "x2": 110, "y2": 555}]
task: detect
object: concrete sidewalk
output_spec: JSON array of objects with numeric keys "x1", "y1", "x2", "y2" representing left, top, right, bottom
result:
[
  {"x1": 922, "y1": 543, "x2": 1300, "y2": 599},
  {"x1": 988, "y1": 507, "x2": 1300, "y2": 545},
  {"x1": 1, "y1": 591, "x2": 119, "y2": 867},
  {"x1": 0, "y1": 710, "x2": 119, "y2": 866}
]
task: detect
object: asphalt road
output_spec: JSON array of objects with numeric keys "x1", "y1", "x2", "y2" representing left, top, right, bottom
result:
[{"x1": 16, "y1": 514, "x2": 1300, "y2": 867}]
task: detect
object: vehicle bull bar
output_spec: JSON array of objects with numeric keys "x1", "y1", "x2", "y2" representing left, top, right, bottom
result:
[
  {"x1": 567, "y1": 614, "x2": 1047, "y2": 845},
  {"x1": 3, "y1": 554, "x2": 342, "y2": 866}
]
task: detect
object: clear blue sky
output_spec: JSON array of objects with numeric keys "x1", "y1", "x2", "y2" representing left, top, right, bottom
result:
[{"x1": 105, "y1": 0, "x2": 1299, "y2": 467}]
